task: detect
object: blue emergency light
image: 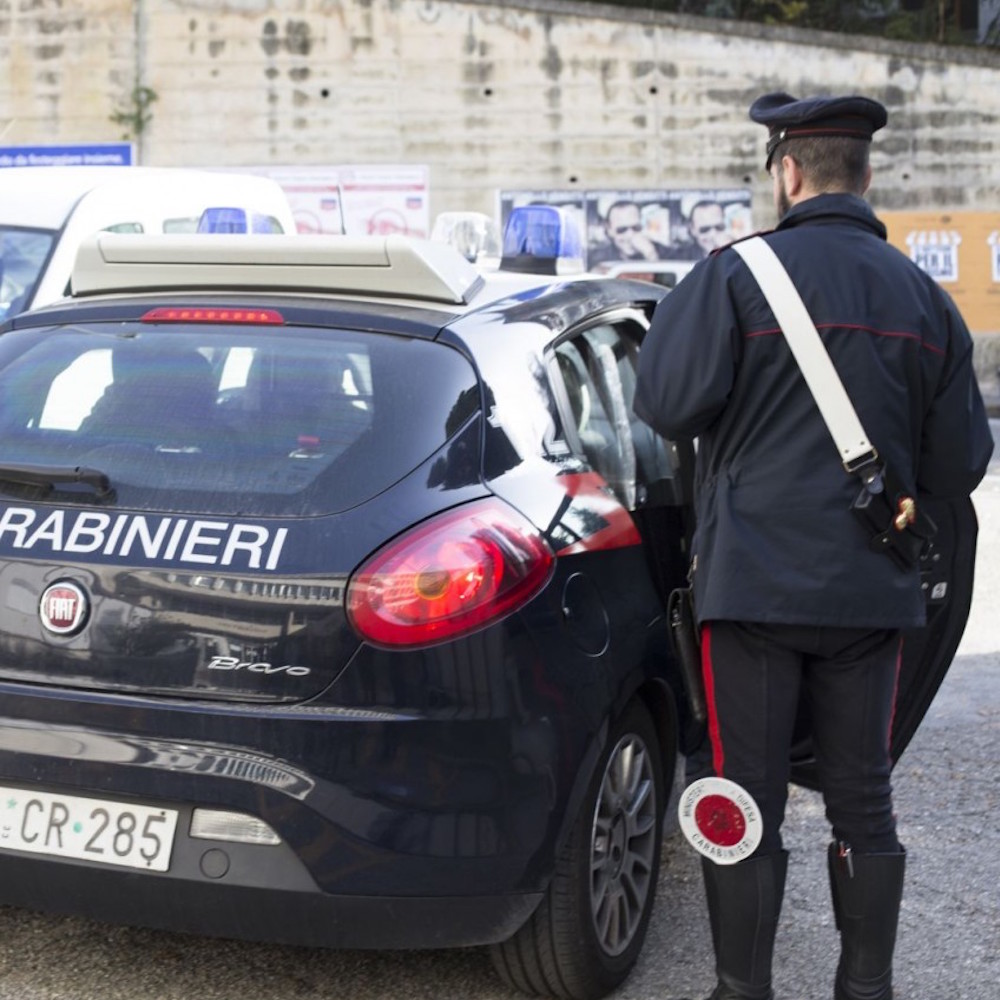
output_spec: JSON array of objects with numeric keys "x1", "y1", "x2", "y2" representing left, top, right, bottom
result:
[
  {"x1": 197, "y1": 207, "x2": 283, "y2": 234},
  {"x1": 500, "y1": 205, "x2": 584, "y2": 275}
]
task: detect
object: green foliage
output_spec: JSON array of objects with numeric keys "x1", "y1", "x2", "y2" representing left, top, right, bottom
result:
[
  {"x1": 110, "y1": 86, "x2": 158, "y2": 140},
  {"x1": 580, "y1": 0, "x2": 993, "y2": 48}
]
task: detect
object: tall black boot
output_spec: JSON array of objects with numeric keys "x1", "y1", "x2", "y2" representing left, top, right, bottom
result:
[
  {"x1": 828, "y1": 842, "x2": 906, "y2": 1000},
  {"x1": 676, "y1": 851, "x2": 788, "y2": 1000}
]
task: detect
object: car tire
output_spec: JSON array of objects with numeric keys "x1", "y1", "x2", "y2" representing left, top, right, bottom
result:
[{"x1": 489, "y1": 699, "x2": 665, "y2": 1000}]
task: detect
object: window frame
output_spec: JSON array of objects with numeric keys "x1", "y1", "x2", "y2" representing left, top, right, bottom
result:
[{"x1": 545, "y1": 310, "x2": 651, "y2": 510}]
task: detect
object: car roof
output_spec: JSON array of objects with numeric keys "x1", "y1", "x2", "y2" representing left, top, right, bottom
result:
[
  {"x1": 3, "y1": 231, "x2": 667, "y2": 349},
  {"x1": 0, "y1": 166, "x2": 295, "y2": 231},
  {"x1": 69, "y1": 232, "x2": 488, "y2": 305},
  {"x1": 62, "y1": 231, "x2": 657, "y2": 313}
]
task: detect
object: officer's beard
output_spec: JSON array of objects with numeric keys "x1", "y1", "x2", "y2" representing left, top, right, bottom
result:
[
  {"x1": 773, "y1": 161, "x2": 792, "y2": 219},
  {"x1": 776, "y1": 184, "x2": 792, "y2": 220}
]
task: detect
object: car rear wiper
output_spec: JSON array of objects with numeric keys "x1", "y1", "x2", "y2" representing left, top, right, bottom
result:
[{"x1": 0, "y1": 463, "x2": 114, "y2": 500}]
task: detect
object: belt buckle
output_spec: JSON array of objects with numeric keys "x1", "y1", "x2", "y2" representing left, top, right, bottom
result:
[{"x1": 843, "y1": 448, "x2": 881, "y2": 485}]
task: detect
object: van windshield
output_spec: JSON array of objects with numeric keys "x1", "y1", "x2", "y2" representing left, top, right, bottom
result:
[{"x1": 0, "y1": 226, "x2": 54, "y2": 321}]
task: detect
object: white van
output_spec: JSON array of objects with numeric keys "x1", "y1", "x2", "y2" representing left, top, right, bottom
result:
[{"x1": 0, "y1": 166, "x2": 297, "y2": 320}]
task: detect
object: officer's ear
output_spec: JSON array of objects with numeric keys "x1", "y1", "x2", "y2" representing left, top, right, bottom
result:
[{"x1": 779, "y1": 154, "x2": 805, "y2": 198}]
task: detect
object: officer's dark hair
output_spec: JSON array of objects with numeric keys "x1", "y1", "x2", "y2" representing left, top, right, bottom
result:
[{"x1": 772, "y1": 135, "x2": 870, "y2": 195}]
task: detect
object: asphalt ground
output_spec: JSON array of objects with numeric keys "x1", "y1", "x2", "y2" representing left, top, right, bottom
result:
[{"x1": 0, "y1": 435, "x2": 997, "y2": 999}]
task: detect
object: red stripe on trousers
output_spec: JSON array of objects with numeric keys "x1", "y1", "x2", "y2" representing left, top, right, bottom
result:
[
  {"x1": 887, "y1": 634, "x2": 903, "y2": 755},
  {"x1": 700, "y1": 623, "x2": 724, "y2": 776}
]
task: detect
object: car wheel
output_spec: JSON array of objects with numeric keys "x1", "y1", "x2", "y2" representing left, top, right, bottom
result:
[{"x1": 490, "y1": 699, "x2": 665, "y2": 1000}]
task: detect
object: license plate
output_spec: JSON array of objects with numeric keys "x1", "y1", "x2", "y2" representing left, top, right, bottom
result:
[{"x1": 0, "y1": 785, "x2": 178, "y2": 872}]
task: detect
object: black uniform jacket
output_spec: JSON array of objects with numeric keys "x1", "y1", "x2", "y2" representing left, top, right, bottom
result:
[{"x1": 634, "y1": 193, "x2": 993, "y2": 628}]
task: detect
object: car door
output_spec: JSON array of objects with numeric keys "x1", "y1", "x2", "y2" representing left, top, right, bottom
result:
[
  {"x1": 548, "y1": 317, "x2": 694, "y2": 579},
  {"x1": 790, "y1": 494, "x2": 979, "y2": 787},
  {"x1": 547, "y1": 316, "x2": 704, "y2": 744}
]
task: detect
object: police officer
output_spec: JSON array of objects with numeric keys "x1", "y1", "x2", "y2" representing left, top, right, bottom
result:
[{"x1": 634, "y1": 93, "x2": 993, "y2": 1000}]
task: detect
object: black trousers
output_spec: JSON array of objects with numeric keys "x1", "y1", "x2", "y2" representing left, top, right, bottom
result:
[{"x1": 688, "y1": 621, "x2": 903, "y2": 855}]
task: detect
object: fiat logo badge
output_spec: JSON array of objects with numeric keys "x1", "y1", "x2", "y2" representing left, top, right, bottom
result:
[{"x1": 39, "y1": 582, "x2": 89, "y2": 636}]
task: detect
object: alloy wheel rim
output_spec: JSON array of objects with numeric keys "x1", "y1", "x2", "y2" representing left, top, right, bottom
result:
[{"x1": 589, "y1": 731, "x2": 657, "y2": 957}]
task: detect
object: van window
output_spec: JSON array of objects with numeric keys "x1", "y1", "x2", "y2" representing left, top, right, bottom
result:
[
  {"x1": 163, "y1": 217, "x2": 201, "y2": 233},
  {"x1": 0, "y1": 227, "x2": 54, "y2": 320}
]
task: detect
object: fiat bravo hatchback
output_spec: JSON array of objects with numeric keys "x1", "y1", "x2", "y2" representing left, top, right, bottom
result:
[{"x1": 0, "y1": 230, "x2": 977, "y2": 999}]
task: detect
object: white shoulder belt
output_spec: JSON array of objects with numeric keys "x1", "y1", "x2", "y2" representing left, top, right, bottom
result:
[{"x1": 731, "y1": 236, "x2": 878, "y2": 474}]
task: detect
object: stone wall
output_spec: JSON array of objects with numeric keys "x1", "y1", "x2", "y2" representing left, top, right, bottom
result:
[
  {"x1": 2, "y1": 1, "x2": 999, "y2": 379},
  {"x1": 2, "y1": 0, "x2": 998, "y2": 224}
]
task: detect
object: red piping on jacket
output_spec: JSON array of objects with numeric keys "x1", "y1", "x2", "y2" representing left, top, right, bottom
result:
[{"x1": 745, "y1": 322, "x2": 945, "y2": 356}]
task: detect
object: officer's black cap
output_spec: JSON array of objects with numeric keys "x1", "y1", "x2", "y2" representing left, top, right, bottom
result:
[{"x1": 750, "y1": 92, "x2": 888, "y2": 170}]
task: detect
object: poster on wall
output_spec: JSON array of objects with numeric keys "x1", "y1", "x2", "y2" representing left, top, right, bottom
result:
[
  {"x1": 903, "y1": 229, "x2": 961, "y2": 282},
  {"x1": 337, "y1": 165, "x2": 429, "y2": 238},
  {"x1": 251, "y1": 164, "x2": 429, "y2": 237},
  {"x1": 498, "y1": 188, "x2": 753, "y2": 270},
  {"x1": 255, "y1": 167, "x2": 346, "y2": 234},
  {"x1": 585, "y1": 189, "x2": 753, "y2": 267},
  {"x1": 882, "y1": 211, "x2": 1000, "y2": 334}
]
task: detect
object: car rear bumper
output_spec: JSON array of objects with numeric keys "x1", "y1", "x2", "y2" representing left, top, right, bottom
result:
[
  {"x1": 0, "y1": 606, "x2": 656, "y2": 948},
  {"x1": 0, "y1": 849, "x2": 543, "y2": 948},
  {"x1": 0, "y1": 678, "x2": 573, "y2": 948}
]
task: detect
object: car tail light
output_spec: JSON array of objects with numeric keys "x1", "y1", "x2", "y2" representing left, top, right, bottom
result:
[
  {"x1": 346, "y1": 498, "x2": 555, "y2": 648},
  {"x1": 140, "y1": 307, "x2": 284, "y2": 324}
]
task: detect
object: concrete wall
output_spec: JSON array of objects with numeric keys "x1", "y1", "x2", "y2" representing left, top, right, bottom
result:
[
  {"x1": 2, "y1": 0, "x2": 999, "y2": 228},
  {"x1": 3, "y1": 0, "x2": 999, "y2": 393},
  {"x1": 3, "y1": 0, "x2": 1000, "y2": 389}
]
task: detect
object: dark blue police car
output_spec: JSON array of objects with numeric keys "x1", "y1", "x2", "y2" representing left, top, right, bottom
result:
[{"x1": 0, "y1": 217, "x2": 977, "y2": 999}]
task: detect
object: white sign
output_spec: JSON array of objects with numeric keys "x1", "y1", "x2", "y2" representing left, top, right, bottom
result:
[
  {"x1": 906, "y1": 229, "x2": 962, "y2": 283},
  {"x1": 256, "y1": 167, "x2": 345, "y2": 234},
  {"x1": 249, "y1": 164, "x2": 429, "y2": 237},
  {"x1": 338, "y1": 164, "x2": 429, "y2": 238}
]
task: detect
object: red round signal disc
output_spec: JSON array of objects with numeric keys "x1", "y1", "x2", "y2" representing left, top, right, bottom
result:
[{"x1": 677, "y1": 777, "x2": 763, "y2": 865}]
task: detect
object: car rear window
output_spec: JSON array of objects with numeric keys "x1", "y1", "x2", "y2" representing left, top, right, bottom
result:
[{"x1": 0, "y1": 323, "x2": 479, "y2": 517}]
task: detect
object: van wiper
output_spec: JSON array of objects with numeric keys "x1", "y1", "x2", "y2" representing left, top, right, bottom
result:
[{"x1": 0, "y1": 463, "x2": 114, "y2": 500}]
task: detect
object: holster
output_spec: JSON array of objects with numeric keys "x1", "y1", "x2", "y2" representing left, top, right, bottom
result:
[
  {"x1": 850, "y1": 461, "x2": 936, "y2": 571},
  {"x1": 667, "y1": 586, "x2": 707, "y2": 725}
]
